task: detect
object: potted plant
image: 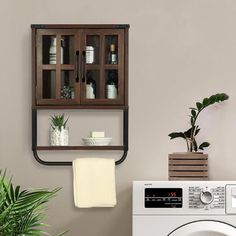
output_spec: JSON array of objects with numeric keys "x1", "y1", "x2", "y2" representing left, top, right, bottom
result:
[
  {"x1": 0, "y1": 170, "x2": 67, "y2": 236},
  {"x1": 168, "y1": 93, "x2": 229, "y2": 180},
  {"x1": 50, "y1": 114, "x2": 69, "y2": 146}
]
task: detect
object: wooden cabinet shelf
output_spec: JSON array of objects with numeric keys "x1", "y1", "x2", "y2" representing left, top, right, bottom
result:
[
  {"x1": 37, "y1": 146, "x2": 125, "y2": 151},
  {"x1": 104, "y1": 64, "x2": 119, "y2": 69},
  {"x1": 41, "y1": 65, "x2": 75, "y2": 70}
]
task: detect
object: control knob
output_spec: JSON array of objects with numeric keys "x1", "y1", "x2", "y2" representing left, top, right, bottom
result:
[{"x1": 200, "y1": 190, "x2": 214, "y2": 205}]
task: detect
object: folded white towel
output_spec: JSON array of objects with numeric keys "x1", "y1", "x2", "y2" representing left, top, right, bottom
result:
[{"x1": 73, "y1": 158, "x2": 117, "y2": 208}]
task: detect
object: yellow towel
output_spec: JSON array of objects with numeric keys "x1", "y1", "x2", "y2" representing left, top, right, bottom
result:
[{"x1": 73, "y1": 158, "x2": 117, "y2": 208}]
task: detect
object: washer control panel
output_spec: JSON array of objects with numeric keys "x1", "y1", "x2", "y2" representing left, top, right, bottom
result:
[
  {"x1": 189, "y1": 186, "x2": 225, "y2": 210},
  {"x1": 133, "y1": 181, "x2": 236, "y2": 215}
]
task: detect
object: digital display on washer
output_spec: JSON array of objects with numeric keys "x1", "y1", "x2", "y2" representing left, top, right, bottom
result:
[{"x1": 145, "y1": 188, "x2": 182, "y2": 208}]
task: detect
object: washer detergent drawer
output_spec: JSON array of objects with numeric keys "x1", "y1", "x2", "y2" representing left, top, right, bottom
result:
[
  {"x1": 226, "y1": 185, "x2": 236, "y2": 214},
  {"x1": 169, "y1": 221, "x2": 236, "y2": 236}
]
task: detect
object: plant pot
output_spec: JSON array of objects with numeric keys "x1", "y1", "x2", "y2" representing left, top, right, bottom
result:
[
  {"x1": 50, "y1": 127, "x2": 69, "y2": 146},
  {"x1": 168, "y1": 152, "x2": 208, "y2": 180}
]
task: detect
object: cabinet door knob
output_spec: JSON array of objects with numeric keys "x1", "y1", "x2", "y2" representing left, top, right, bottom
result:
[{"x1": 75, "y1": 50, "x2": 80, "y2": 83}]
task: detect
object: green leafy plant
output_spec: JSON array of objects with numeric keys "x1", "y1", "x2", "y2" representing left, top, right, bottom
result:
[
  {"x1": 168, "y1": 93, "x2": 229, "y2": 152},
  {"x1": 0, "y1": 170, "x2": 68, "y2": 236},
  {"x1": 51, "y1": 114, "x2": 69, "y2": 131}
]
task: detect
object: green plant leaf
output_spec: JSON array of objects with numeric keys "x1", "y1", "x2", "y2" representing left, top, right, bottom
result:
[
  {"x1": 219, "y1": 93, "x2": 229, "y2": 101},
  {"x1": 213, "y1": 93, "x2": 229, "y2": 103},
  {"x1": 184, "y1": 127, "x2": 193, "y2": 138},
  {"x1": 168, "y1": 132, "x2": 185, "y2": 139},
  {"x1": 190, "y1": 117, "x2": 194, "y2": 126},
  {"x1": 191, "y1": 109, "x2": 196, "y2": 118},
  {"x1": 199, "y1": 142, "x2": 210, "y2": 150},
  {"x1": 196, "y1": 102, "x2": 202, "y2": 110},
  {"x1": 50, "y1": 114, "x2": 69, "y2": 131},
  {"x1": 183, "y1": 126, "x2": 199, "y2": 139},
  {"x1": 209, "y1": 95, "x2": 216, "y2": 104},
  {"x1": 15, "y1": 186, "x2": 20, "y2": 200},
  {"x1": 202, "y1": 98, "x2": 209, "y2": 106},
  {"x1": 63, "y1": 117, "x2": 69, "y2": 128}
]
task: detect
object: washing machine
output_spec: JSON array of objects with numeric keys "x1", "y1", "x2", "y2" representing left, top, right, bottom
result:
[{"x1": 133, "y1": 181, "x2": 236, "y2": 236}]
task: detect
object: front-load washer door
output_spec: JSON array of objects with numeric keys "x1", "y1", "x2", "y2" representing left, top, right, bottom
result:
[{"x1": 169, "y1": 221, "x2": 236, "y2": 236}]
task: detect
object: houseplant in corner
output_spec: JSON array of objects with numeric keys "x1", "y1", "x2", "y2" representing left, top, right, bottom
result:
[
  {"x1": 168, "y1": 93, "x2": 229, "y2": 180},
  {"x1": 0, "y1": 170, "x2": 67, "y2": 236},
  {"x1": 50, "y1": 114, "x2": 69, "y2": 146}
]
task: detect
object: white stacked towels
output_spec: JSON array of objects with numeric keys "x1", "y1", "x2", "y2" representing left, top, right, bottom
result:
[{"x1": 73, "y1": 158, "x2": 117, "y2": 208}]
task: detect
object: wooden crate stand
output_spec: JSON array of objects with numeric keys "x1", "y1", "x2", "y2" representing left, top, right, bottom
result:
[{"x1": 168, "y1": 153, "x2": 208, "y2": 180}]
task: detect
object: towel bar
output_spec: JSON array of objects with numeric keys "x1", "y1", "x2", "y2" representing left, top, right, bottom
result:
[
  {"x1": 32, "y1": 149, "x2": 128, "y2": 166},
  {"x1": 32, "y1": 109, "x2": 129, "y2": 166}
]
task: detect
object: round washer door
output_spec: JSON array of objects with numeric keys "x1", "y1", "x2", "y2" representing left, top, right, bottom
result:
[{"x1": 169, "y1": 221, "x2": 236, "y2": 236}]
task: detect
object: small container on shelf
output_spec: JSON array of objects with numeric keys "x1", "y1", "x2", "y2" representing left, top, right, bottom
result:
[
  {"x1": 82, "y1": 131, "x2": 112, "y2": 146},
  {"x1": 86, "y1": 46, "x2": 95, "y2": 64},
  {"x1": 49, "y1": 37, "x2": 64, "y2": 64},
  {"x1": 49, "y1": 37, "x2": 56, "y2": 64},
  {"x1": 50, "y1": 114, "x2": 69, "y2": 146},
  {"x1": 82, "y1": 137, "x2": 112, "y2": 146},
  {"x1": 106, "y1": 70, "x2": 118, "y2": 99},
  {"x1": 91, "y1": 131, "x2": 105, "y2": 138},
  {"x1": 108, "y1": 44, "x2": 118, "y2": 64},
  {"x1": 86, "y1": 72, "x2": 96, "y2": 99},
  {"x1": 50, "y1": 126, "x2": 69, "y2": 146}
]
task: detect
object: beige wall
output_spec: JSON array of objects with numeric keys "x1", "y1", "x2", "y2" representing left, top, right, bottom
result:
[{"x1": 1, "y1": 0, "x2": 236, "y2": 235}]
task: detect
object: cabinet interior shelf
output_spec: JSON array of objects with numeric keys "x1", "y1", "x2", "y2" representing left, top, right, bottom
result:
[
  {"x1": 37, "y1": 145, "x2": 125, "y2": 151},
  {"x1": 42, "y1": 64, "x2": 75, "y2": 70}
]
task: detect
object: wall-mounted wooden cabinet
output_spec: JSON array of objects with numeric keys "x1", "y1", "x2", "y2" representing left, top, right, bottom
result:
[
  {"x1": 32, "y1": 24, "x2": 129, "y2": 109},
  {"x1": 31, "y1": 24, "x2": 129, "y2": 166}
]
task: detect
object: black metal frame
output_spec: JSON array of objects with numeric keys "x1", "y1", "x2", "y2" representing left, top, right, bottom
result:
[{"x1": 32, "y1": 109, "x2": 128, "y2": 166}]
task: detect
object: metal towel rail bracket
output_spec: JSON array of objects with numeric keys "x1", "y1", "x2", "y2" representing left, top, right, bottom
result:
[{"x1": 32, "y1": 109, "x2": 129, "y2": 166}]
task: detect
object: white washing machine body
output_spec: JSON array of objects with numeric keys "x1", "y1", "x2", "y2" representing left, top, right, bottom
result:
[{"x1": 133, "y1": 181, "x2": 236, "y2": 236}]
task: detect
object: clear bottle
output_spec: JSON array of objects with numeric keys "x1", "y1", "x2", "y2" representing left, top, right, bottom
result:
[
  {"x1": 108, "y1": 44, "x2": 117, "y2": 64},
  {"x1": 49, "y1": 36, "x2": 64, "y2": 64},
  {"x1": 49, "y1": 37, "x2": 56, "y2": 64},
  {"x1": 86, "y1": 46, "x2": 94, "y2": 64},
  {"x1": 86, "y1": 72, "x2": 96, "y2": 99},
  {"x1": 106, "y1": 70, "x2": 118, "y2": 99}
]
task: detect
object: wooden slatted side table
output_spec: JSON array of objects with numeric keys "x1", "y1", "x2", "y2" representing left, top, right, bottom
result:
[{"x1": 168, "y1": 153, "x2": 208, "y2": 180}]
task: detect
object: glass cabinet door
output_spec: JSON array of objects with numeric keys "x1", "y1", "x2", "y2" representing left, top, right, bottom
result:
[
  {"x1": 36, "y1": 29, "x2": 80, "y2": 105},
  {"x1": 80, "y1": 29, "x2": 125, "y2": 105}
]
